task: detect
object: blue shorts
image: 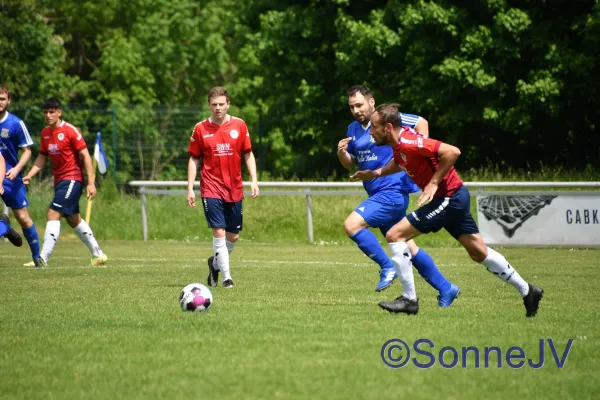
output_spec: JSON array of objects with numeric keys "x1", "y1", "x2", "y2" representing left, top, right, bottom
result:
[
  {"x1": 406, "y1": 185, "x2": 479, "y2": 239},
  {"x1": 1, "y1": 178, "x2": 29, "y2": 209},
  {"x1": 355, "y1": 192, "x2": 409, "y2": 236},
  {"x1": 202, "y1": 197, "x2": 243, "y2": 233},
  {"x1": 50, "y1": 180, "x2": 83, "y2": 216}
]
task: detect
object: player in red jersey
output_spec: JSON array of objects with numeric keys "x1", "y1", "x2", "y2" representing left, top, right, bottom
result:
[
  {"x1": 351, "y1": 104, "x2": 543, "y2": 317},
  {"x1": 23, "y1": 98, "x2": 108, "y2": 268},
  {"x1": 186, "y1": 87, "x2": 259, "y2": 288}
]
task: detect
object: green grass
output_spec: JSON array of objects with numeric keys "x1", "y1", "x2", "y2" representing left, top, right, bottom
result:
[{"x1": 1, "y1": 241, "x2": 599, "y2": 399}]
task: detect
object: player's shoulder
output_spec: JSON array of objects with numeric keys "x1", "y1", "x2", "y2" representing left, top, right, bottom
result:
[
  {"x1": 230, "y1": 115, "x2": 248, "y2": 127},
  {"x1": 346, "y1": 120, "x2": 363, "y2": 135},
  {"x1": 5, "y1": 112, "x2": 23, "y2": 124},
  {"x1": 62, "y1": 121, "x2": 82, "y2": 135},
  {"x1": 193, "y1": 118, "x2": 210, "y2": 130}
]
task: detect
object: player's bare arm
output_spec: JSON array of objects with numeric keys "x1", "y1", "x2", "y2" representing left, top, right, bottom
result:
[
  {"x1": 337, "y1": 137, "x2": 355, "y2": 169},
  {"x1": 243, "y1": 151, "x2": 260, "y2": 199},
  {"x1": 350, "y1": 158, "x2": 403, "y2": 181},
  {"x1": 5, "y1": 146, "x2": 32, "y2": 180},
  {"x1": 414, "y1": 118, "x2": 429, "y2": 138},
  {"x1": 22, "y1": 153, "x2": 47, "y2": 185},
  {"x1": 186, "y1": 156, "x2": 201, "y2": 207},
  {"x1": 78, "y1": 148, "x2": 97, "y2": 200},
  {"x1": 418, "y1": 143, "x2": 461, "y2": 207}
]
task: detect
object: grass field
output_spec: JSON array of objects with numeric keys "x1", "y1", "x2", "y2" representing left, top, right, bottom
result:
[{"x1": 0, "y1": 241, "x2": 599, "y2": 400}]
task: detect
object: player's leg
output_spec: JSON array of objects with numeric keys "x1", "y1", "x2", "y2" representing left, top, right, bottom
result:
[
  {"x1": 58, "y1": 181, "x2": 106, "y2": 266},
  {"x1": 39, "y1": 207, "x2": 61, "y2": 266},
  {"x1": 0, "y1": 212, "x2": 23, "y2": 247},
  {"x1": 406, "y1": 239, "x2": 460, "y2": 307},
  {"x1": 377, "y1": 218, "x2": 422, "y2": 314},
  {"x1": 0, "y1": 182, "x2": 24, "y2": 247},
  {"x1": 202, "y1": 198, "x2": 227, "y2": 287},
  {"x1": 446, "y1": 186, "x2": 543, "y2": 317},
  {"x1": 12, "y1": 207, "x2": 41, "y2": 265},
  {"x1": 457, "y1": 233, "x2": 543, "y2": 317},
  {"x1": 220, "y1": 200, "x2": 243, "y2": 288},
  {"x1": 344, "y1": 200, "x2": 397, "y2": 292},
  {"x1": 3, "y1": 179, "x2": 41, "y2": 264}
]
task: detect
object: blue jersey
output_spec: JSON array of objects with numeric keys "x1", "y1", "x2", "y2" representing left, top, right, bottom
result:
[
  {"x1": 346, "y1": 112, "x2": 421, "y2": 199},
  {"x1": 0, "y1": 112, "x2": 33, "y2": 176}
]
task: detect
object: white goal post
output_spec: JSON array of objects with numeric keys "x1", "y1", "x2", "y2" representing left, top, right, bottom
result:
[{"x1": 128, "y1": 181, "x2": 600, "y2": 244}]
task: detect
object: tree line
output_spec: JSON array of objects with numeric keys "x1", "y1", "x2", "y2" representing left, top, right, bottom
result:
[{"x1": 1, "y1": 0, "x2": 598, "y2": 180}]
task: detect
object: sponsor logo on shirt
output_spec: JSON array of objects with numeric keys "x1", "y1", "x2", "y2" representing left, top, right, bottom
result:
[
  {"x1": 215, "y1": 143, "x2": 233, "y2": 156},
  {"x1": 203, "y1": 134, "x2": 214, "y2": 138},
  {"x1": 1, "y1": 128, "x2": 8, "y2": 138},
  {"x1": 48, "y1": 144, "x2": 60, "y2": 154},
  {"x1": 400, "y1": 137, "x2": 417, "y2": 145}
]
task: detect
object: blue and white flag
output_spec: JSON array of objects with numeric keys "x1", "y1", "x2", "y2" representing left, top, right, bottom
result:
[{"x1": 93, "y1": 132, "x2": 110, "y2": 174}]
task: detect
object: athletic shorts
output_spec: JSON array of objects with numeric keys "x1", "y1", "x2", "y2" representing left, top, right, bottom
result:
[
  {"x1": 406, "y1": 185, "x2": 479, "y2": 239},
  {"x1": 355, "y1": 192, "x2": 409, "y2": 237},
  {"x1": 202, "y1": 197, "x2": 243, "y2": 233},
  {"x1": 1, "y1": 178, "x2": 29, "y2": 209},
  {"x1": 50, "y1": 180, "x2": 83, "y2": 216}
]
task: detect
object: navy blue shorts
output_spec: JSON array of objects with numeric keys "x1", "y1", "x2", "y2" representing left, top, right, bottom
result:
[
  {"x1": 406, "y1": 185, "x2": 479, "y2": 239},
  {"x1": 50, "y1": 180, "x2": 83, "y2": 216},
  {"x1": 1, "y1": 178, "x2": 29, "y2": 209},
  {"x1": 201, "y1": 197, "x2": 243, "y2": 233}
]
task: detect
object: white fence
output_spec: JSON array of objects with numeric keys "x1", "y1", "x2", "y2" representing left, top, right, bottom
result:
[{"x1": 128, "y1": 181, "x2": 600, "y2": 243}]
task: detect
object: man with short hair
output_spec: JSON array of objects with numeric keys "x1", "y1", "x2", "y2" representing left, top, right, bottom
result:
[
  {"x1": 23, "y1": 97, "x2": 108, "y2": 267},
  {"x1": 351, "y1": 103, "x2": 544, "y2": 317},
  {"x1": 186, "y1": 87, "x2": 259, "y2": 288},
  {"x1": 0, "y1": 84, "x2": 41, "y2": 264},
  {"x1": 338, "y1": 85, "x2": 459, "y2": 307}
]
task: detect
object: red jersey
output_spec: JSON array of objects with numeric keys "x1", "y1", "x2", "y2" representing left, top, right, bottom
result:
[
  {"x1": 393, "y1": 127, "x2": 463, "y2": 198},
  {"x1": 39, "y1": 121, "x2": 87, "y2": 184},
  {"x1": 188, "y1": 115, "x2": 252, "y2": 202}
]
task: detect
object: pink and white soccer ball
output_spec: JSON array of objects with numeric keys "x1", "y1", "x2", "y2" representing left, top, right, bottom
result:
[{"x1": 180, "y1": 283, "x2": 213, "y2": 312}]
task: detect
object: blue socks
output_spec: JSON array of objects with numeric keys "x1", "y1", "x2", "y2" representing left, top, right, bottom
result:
[
  {"x1": 412, "y1": 248, "x2": 451, "y2": 293},
  {"x1": 350, "y1": 229, "x2": 394, "y2": 270},
  {"x1": 0, "y1": 220, "x2": 8, "y2": 237},
  {"x1": 23, "y1": 224, "x2": 41, "y2": 259}
]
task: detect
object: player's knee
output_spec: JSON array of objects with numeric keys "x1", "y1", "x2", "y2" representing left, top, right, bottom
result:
[
  {"x1": 343, "y1": 217, "x2": 359, "y2": 237},
  {"x1": 226, "y1": 233, "x2": 239, "y2": 243},
  {"x1": 385, "y1": 230, "x2": 402, "y2": 243}
]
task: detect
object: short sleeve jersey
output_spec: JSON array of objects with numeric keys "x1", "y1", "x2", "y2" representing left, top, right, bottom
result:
[
  {"x1": 393, "y1": 127, "x2": 463, "y2": 198},
  {"x1": 0, "y1": 112, "x2": 34, "y2": 177},
  {"x1": 346, "y1": 112, "x2": 422, "y2": 199},
  {"x1": 188, "y1": 115, "x2": 252, "y2": 202},
  {"x1": 39, "y1": 121, "x2": 87, "y2": 184}
]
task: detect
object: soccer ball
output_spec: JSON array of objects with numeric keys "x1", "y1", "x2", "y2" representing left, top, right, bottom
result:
[{"x1": 180, "y1": 283, "x2": 213, "y2": 312}]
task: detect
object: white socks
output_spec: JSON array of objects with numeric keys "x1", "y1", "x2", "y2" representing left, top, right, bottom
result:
[
  {"x1": 40, "y1": 220, "x2": 61, "y2": 262},
  {"x1": 74, "y1": 220, "x2": 103, "y2": 257},
  {"x1": 388, "y1": 241, "x2": 417, "y2": 301},
  {"x1": 481, "y1": 247, "x2": 529, "y2": 297},
  {"x1": 213, "y1": 237, "x2": 231, "y2": 281}
]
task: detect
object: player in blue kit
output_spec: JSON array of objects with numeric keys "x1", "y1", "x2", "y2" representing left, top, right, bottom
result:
[
  {"x1": 0, "y1": 85, "x2": 41, "y2": 266},
  {"x1": 337, "y1": 86, "x2": 459, "y2": 306}
]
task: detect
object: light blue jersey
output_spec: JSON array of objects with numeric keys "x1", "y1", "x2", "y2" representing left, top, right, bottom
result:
[{"x1": 346, "y1": 112, "x2": 421, "y2": 203}]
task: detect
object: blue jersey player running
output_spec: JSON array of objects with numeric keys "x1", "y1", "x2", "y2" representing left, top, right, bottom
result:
[
  {"x1": 0, "y1": 85, "x2": 41, "y2": 265},
  {"x1": 338, "y1": 86, "x2": 459, "y2": 306}
]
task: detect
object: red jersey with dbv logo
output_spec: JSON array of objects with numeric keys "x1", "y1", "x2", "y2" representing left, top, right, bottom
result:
[
  {"x1": 188, "y1": 115, "x2": 252, "y2": 202},
  {"x1": 392, "y1": 127, "x2": 463, "y2": 198},
  {"x1": 39, "y1": 121, "x2": 87, "y2": 184}
]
